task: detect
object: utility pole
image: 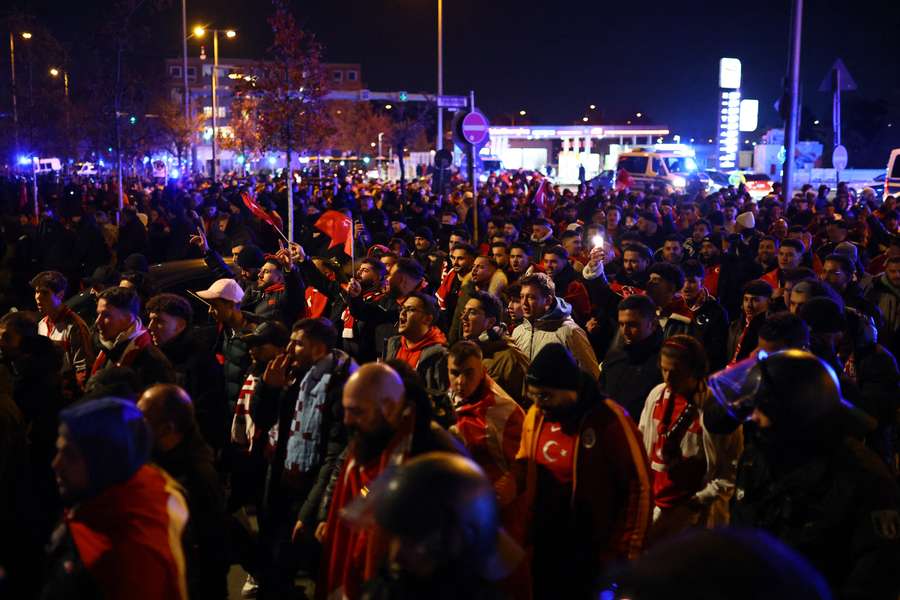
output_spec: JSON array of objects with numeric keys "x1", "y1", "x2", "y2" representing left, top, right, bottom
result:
[
  {"x1": 8, "y1": 32, "x2": 20, "y2": 167},
  {"x1": 782, "y1": 0, "x2": 803, "y2": 204},
  {"x1": 211, "y1": 28, "x2": 219, "y2": 181},
  {"x1": 181, "y1": 0, "x2": 191, "y2": 173},
  {"x1": 436, "y1": 0, "x2": 443, "y2": 151}
]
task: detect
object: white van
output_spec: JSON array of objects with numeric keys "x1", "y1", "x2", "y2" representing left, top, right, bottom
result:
[
  {"x1": 885, "y1": 148, "x2": 900, "y2": 201},
  {"x1": 32, "y1": 157, "x2": 62, "y2": 174},
  {"x1": 75, "y1": 162, "x2": 98, "y2": 176},
  {"x1": 616, "y1": 148, "x2": 699, "y2": 194}
]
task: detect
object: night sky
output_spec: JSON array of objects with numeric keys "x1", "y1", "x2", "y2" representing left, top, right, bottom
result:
[{"x1": 19, "y1": 0, "x2": 900, "y2": 140}]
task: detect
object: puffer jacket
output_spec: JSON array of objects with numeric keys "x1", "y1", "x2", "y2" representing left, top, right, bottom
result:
[
  {"x1": 218, "y1": 321, "x2": 255, "y2": 408},
  {"x1": 511, "y1": 297, "x2": 599, "y2": 379}
]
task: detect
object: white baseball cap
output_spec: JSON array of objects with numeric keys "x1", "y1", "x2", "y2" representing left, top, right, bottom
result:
[{"x1": 196, "y1": 278, "x2": 244, "y2": 303}]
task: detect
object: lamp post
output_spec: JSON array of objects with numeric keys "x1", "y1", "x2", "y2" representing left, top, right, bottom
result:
[
  {"x1": 8, "y1": 31, "x2": 31, "y2": 169},
  {"x1": 193, "y1": 26, "x2": 235, "y2": 181},
  {"x1": 181, "y1": 0, "x2": 191, "y2": 174},
  {"x1": 436, "y1": 0, "x2": 443, "y2": 151},
  {"x1": 49, "y1": 67, "x2": 71, "y2": 139},
  {"x1": 377, "y1": 131, "x2": 384, "y2": 178}
]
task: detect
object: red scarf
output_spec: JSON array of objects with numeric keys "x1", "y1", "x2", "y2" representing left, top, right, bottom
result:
[
  {"x1": 435, "y1": 270, "x2": 458, "y2": 311},
  {"x1": 341, "y1": 286, "x2": 385, "y2": 338},
  {"x1": 319, "y1": 411, "x2": 415, "y2": 600},
  {"x1": 395, "y1": 326, "x2": 447, "y2": 370},
  {"x1": 91, "y1": 329, "x2": 153, "y2": 376}
]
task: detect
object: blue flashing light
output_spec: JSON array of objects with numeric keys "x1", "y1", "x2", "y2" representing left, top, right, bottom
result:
[
  {"x1": 170, "y1": 168, "x2": 180, "y2": 179},
  {"x1": 129, "y1": 115, "x2": 137, "y2": 125},
  {"x1": 17, "y1": 155, "x2": 32, "y2": 166},
  {"x1": 267, "y1": 156, "x2": 277, "y2": 166},
  {"x1": 236, "y1": 155, "x2": 245, "y2": 165},
  {"x1": 142, "y1": 156, "x2": 150, "y2": 164},
  {"x1": 98, "y1": 159, "x2": 105, "y2": 167},
  {"x1": 107, "y1": 147, "x2": 113, "y2": 153},
  {"x1": 362, "y1": 156, "x2": 370, "y2": 165}
]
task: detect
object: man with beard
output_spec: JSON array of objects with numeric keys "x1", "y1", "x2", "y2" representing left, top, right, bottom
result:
[
  {"x1": 681, "y1": 260, "x2": 730, "y2": 371},
  {"x1": 252, "y1": 318, "x2": 357, "y2": 598},
  {"x1": 756, "y1": 236, "x2": 779, "y2": 273},
  {"x1": 89, "y1": 286, "x2": 174, "y2": 391},
  {"x1": 515, "y1": 343, "x2": 652, "y2": 598},
  {"x1": 347, "y1": 257, "x2": 429, "y2": 361},
  {"x1": 508, "y1": 242, "x2": 544, "y2": 284},
  {"x1": 436, "y1": 242, "x2": 475, "y2": 324},
  {"x1": 319, "y1": 362, "x2": 462, "y2": 600},
  {"x1": 658, "y1": 234, "x2": 684, "y2": 265},
  {"x1": 646, "y1": 263, "x2": 697, "y2": 341},
  {"x1": 726, "y1": 280, "x2": 773, "y2": 365},
  {"x1": 384, "y1": 293, "x2": 449, "y2": 400},
  {"x1": 599, "y1": 294, "x2": 664, "y2": 418},
  {"x1": 410, "y1": 227, "x2": 446, "y2": 289},
  {"x1": 146, "y1": 293, "x2": 225, "y2": 451},
  {"x1": 612, "y1": 242, "x2": 652, "y2": 296},
  {"x1": 761, "y1": 238, "x2": 804, "y2": 291},
  {"x1": 542, "y1": 245, "x2": 592, "y2": 325},
  {"x1": 461, "y1": 290, "x2": 530, "y2": 408},
  {"x1": 491, "y1": 241, "x2": 511, "y2": 272},
  {"x1": 242, "y1": 252, "x2": 306, "y2": 325},
  {"x1": 31, "y1": 270, "x2": 94, "y2": 396}
]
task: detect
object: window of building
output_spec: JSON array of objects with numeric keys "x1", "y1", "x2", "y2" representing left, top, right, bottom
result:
[
  {"x1": 186, "y1": 66, "x2": 197, "y2": 79},
  {"x1": 169, "y1": 65, "x2": 182, "y2": 78},
  {"x1": 332, "y1": 70, "x2": 343, "y2": 82},
  {"x1": 203, "y1": 106, "x2": 226, "y2": 118},
  {"x1": 347, "y1": 70, "x2": 357, "y2": 81},
  {"x1": 203, "y1": 65, "x2": 212, "y2": 77}
]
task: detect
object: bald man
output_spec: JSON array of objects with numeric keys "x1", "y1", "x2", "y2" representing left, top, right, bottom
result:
[
  {"x1": 319, "y1": 362, "x2": 463, "y2": 600},
  {"x1": 138, "y1": 384, "x2": 229, "y2": 599}
]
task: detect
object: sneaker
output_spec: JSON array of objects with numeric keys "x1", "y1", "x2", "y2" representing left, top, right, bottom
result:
[{"x1": 241, "y1": 574, "x2": 259, "y2": 599}]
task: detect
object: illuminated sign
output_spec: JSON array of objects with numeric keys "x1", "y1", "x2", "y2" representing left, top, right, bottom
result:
[
  {"x1": 739, "y1": 99, "x2": 759, "y2": 132},
  {"x1": 718, "y1": 90, "x2": 741, "y2": 169},
  {"x1": 719, "y1": 58, "x2": 742, "y2": 89}
]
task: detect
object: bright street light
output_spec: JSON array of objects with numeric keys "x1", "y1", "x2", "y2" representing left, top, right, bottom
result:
[
  {"x1": 582, "y1": 116, "x2": 588, "y2": 122},
  {"x1": 385, "y1": 104, "x2": 393, "y2": 110},
  {"x1": 21, "y1": 32, "x2": 32, "y2": 39},
  {"x1": 813, "y1": 119, "x2": 820, "y2": 125},
  {"x1": 370, "y1": 142, "x2": 376, "y2": 147},
  {"x1": 193, "y1": 25, "x2": 205, "y2": 37},
  {"x1": 519, "y1": 110, "x2": 526, "y2": 116},
  {"x1": 636, "y1": 112, "x2": 642, "y2": 118},
  {"x1": 589, "y1": 104, "x2": 596, "y2": 110},
  {"x1": 49, "y1": 68, "x2": 60, "y2": 77},
  {"x1": 225, "y1": 29, "x2": 236, "y2": 38}
]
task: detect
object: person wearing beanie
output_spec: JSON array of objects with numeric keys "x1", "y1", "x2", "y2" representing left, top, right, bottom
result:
[
  {"x1": 190, "y1": 226, "x2": 263, "y2": 292},
  {"x1": 516, "y1": 343, "x2": 652, "y2": 598},
  {"x1": 44, "y1": 397, "x2": 189, "y2": 600},
  {"x1": 727, "y1": 279, "x2": 773, "y2": 365}
]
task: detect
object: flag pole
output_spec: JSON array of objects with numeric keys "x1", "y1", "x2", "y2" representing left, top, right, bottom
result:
[{"x1": 350, "y1": 216, "x2": 355, "y2": 274}]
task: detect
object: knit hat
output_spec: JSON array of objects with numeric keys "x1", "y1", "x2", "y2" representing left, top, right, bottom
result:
[
  {"x1": 236, "y1": 245, "x2": 265, "y2": 270},
  {"x1": 742, "y1": 279, "x2": 774, "y2": 298},
  {"x1": 526, "y1": 344, "x2": 581, "y2": 391},
  {"x1": 241, "y1": 321, "x2": 290, "y2": 347},
  {"x1": 834, "y1": 241, "x2": 859, "y2": 265},
  {"x1": 736, "y1": 211, "x2": 756, "y2": 230},
  {"x1": 58, "y1": 397, "x2": 152, "y2": 501},
  {"x1": 122, "y1": 253, "x2": 149, "y2": 274},
  {"x1": 414, "y1": 227, "x2": 434, "y2": 242}
]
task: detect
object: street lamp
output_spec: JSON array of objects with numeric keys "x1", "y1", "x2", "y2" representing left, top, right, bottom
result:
[
  {"x1": 193, "y1": 25, "x2": 236, "y2": 181},
  {"x1": 9, "y1": 31, "x2": 32, "y2": 170},
  {"x1": 49, "y1": 67, "x2": 69, "y2": 101},
  {"x1": 436, "y1": 0, "x2": 443, "y2": 151},
  {"x1": 589, "y1": 104, "x2": 596, "y2": 110},
  {"x1": 519, "y1": 110, "x2": 526, "y2": 116},
  {"x1": 385, "y1": 104, "x2": 392, "y2": 110}
]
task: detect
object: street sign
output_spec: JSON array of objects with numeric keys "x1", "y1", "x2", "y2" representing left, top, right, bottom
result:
[
  {"x1": 461, "y1": 110, "x2": 490, "y2": 146},
  {"x1": 832, "y1": 145, "x2": 848, "y2": 170},
  {"x1": 434, "y1": 149, "x2": 453, "y2": 169},
  {"x1": 818, "y1": 59, "x2": 858, "y2": 93},
  {"x1": 437, "y1": 95, "x2": 467, "y2": 109}
]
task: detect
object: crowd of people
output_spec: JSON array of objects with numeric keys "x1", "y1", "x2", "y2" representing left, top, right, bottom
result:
[{"x1": 0, "y1": 168, "x2": 898, "y2": 599}]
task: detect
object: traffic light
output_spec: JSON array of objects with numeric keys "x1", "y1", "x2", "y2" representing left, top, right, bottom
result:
[
  {"x1": 398, "y1": 91, "x2": 408, "y2": 102},
  {"x1": 129, "y1": 115, "x2": 137, "y2": 125}
]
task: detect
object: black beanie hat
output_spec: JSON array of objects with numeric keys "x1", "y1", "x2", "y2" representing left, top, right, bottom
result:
[
  {"x1": 798, "y1": 296, "x2": 845, "y2": 334},
  {"x1": 526, "y1": 343, "x2": 581, "y2": 391}
]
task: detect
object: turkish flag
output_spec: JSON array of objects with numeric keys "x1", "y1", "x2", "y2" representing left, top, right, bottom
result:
[
  {"x1": 241, "y1": 191, "x2": 282, "y2": 233},
  {"x1": 315, "y1": 210, "x2": 353, "y2": 256},
  {"x1": 532, "y1": 178, "x2": 550, "y2": 212}
]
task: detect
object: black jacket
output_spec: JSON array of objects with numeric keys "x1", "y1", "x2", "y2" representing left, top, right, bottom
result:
[
  {"x1": 153, "y1": 426, "x2": 229, "y2": 599},
  {"x1": 250, "y1": 350, "x2": 357, "y2": 526},
  {"x1": 217, "y1": 321, "x2": 254, "y2": 407},
  {"x1": 691, "y1": 295, "x2": 731, "y2": 371},
  {"x1": 598, "y1": 329, "x2": 663, "y2": 419},
  {"x1": 159, "y1": 327, "x2": 226, "y2": 450}
]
